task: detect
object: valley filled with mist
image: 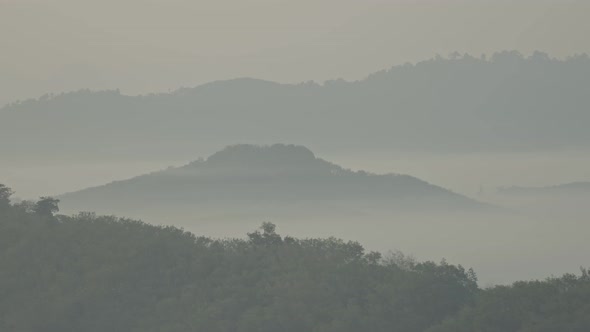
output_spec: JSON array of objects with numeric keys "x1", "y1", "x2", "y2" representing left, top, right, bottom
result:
[
  {"x1": 3, "y1": 54, "x2": 589, "y2": 287},
  {"x1": 2, "y1": 1, "x2": 590, "y2": 329}
]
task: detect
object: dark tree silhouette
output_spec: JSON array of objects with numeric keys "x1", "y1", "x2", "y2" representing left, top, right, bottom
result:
[
  {"x1": 34, "y1": 196, "x2": 60, "y2": 217},
  {"x1": 0, "y1": 184, "x2": 13, "y2": 208}
]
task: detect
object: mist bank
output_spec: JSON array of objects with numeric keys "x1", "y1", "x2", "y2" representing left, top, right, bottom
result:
[
  {"x1": 46, "y1": 144, "x2": 587, "y2": 285},
  {"x1": 4, "y1": 148, "x2": 590, "y2": 201},
  {"x1": 53, "y1": 205, "x2": 588, "y2": 286},
  {"x1": 4, "y1": 178, "x2": 589, "y2": 286}
]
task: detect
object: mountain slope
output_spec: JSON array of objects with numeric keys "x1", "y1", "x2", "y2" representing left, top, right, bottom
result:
[{"x1": 59, "y1": 144, "x2": 489, "y2": 220}]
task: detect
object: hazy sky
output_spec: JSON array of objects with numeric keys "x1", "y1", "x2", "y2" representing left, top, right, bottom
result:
[{"x1": 1, "y1": 0, "x2": 588, "y2": 106}]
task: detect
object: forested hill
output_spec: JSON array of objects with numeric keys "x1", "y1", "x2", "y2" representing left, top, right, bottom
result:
[
  {"x1": 58, "y1": 144, "x2": 488, "y2": 217},
  {"x1": 2, "y1": 52, "x2": 590, "y2": 161},
  {"x1": 1, "y1": 184, "x2": 589, "y2": 332}
]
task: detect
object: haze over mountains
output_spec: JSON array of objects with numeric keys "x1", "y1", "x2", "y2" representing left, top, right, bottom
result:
[
  {"x1": 3, "y1": 52, "x2": 589, "y2": 285},
  {"x1": 3, "y1": 1, "x2": 590, "y2": 329},
  {"x1": 4, "y1": 52, "x2": 590, "y2": 199},
  {"x1": 2, "y1": 52, "x2": 589, "y2": 163}
]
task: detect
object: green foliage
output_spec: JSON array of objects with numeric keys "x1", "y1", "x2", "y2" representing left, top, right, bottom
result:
[
  {"x1": 33, "y1": 196, "x2": 60, "y2": 218},
  {"x1": 427, "y1": 271, "x2": 590, "y2": 332},
  {"x1": 0, "y1": 183, "x2": 13, "y2": 208},
  {"x1": 0, "y1": 183, "x2": 588, "y2": 331}
]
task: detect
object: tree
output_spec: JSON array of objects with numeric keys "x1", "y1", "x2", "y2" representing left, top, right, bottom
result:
[
  {"x1": 34, "y1": 197, "x2": 60, "y2": 217},
  {"x1": 247, "y1": 222, "x2": 283, "y2": 246},
  {"x1": 0, "y1": 184, "x2": 13, "y2": 208}
]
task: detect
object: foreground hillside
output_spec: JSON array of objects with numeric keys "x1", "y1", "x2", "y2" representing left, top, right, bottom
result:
[
  {"x1": 2, "y1": 52, "x2": 590, "y2": 163},
  {"x1": 1, "y1": 185, "x2": 588, "y2": 332},
  {"x1": 58, "y1": 144, "x2": 489, "y2": 220}
]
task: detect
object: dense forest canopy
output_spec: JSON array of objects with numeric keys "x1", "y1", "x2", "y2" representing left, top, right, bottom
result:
[
  {"x1": 1, "y1": 183, "x2": 588, "y2": 332},
  {"x1": 2, "y1": 52, "x2": 590, "y2": 162}
]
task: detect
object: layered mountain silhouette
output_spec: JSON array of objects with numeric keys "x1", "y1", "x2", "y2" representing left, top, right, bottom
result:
[
  {"x1": 58, "y1": 144, "x2": 489, "y2": 220},
  {"x1": 2, "y1": 52, "x2": 590, "y2": 162}
]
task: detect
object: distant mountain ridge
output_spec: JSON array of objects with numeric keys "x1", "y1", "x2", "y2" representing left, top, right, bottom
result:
[
  {"x1": 59, "y1": 144, "x2": 490, "y2": 219},
  {"x1": 498, "y1": 182, "x2": 590, "y2": 196},
  {"x1": 2, "y1": 52, "x2": 590, "y2": 162}
]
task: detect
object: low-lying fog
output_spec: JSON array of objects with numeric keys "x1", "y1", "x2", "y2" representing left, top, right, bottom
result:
[
  {"x1": 175, "y1": 210, "x2": 588, "y2": 288},
  {"x1": 4, "y1": 150, "x2": 589, "y2": 285},
  {"x1": 6, "y1": 149, "x2": 590, "y2": 200}
]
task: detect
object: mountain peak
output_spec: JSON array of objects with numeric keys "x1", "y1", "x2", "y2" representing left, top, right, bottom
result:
[{"x1": 203, "y1": 144, "x2": 318, "y2": 169}]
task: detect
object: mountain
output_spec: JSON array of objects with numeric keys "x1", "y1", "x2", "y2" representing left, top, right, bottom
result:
[
  {"x1": 498, "y1": 181, "x2": 590, "y2": 196},
  {"x1": 58, "y1": 144, "x2": 489, "y2": 222},
  {"x1": 494, "y1": 181, "x2": 590, "y2": 219},
  {"x1": 2, "y1": 52, "x2": 590, "y2": 163}
]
